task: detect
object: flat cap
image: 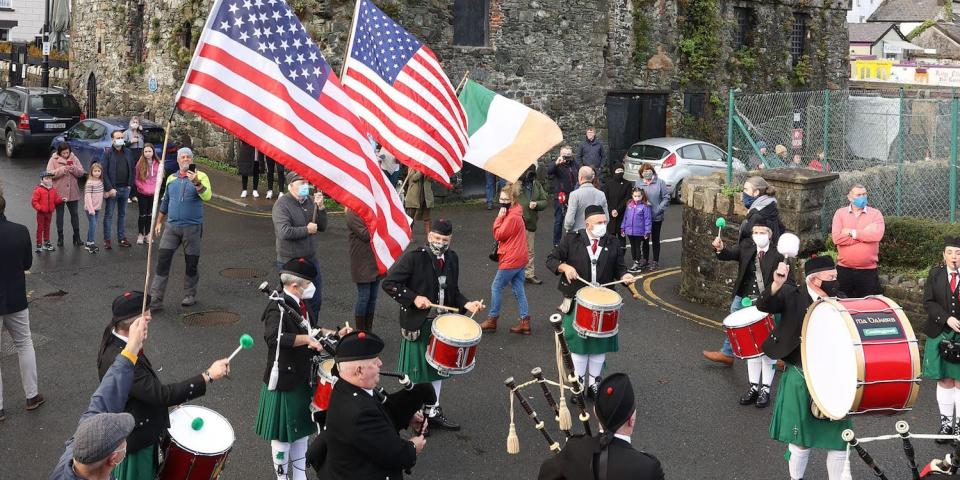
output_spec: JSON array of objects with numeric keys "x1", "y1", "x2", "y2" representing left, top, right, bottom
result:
[
  {"x1": 285, "y1": 169, "x2": 305, "y2": 186},
  {"x1": 595, "y1": 373, "x2": 635, "y2": 434},
  {"x1": 280, "y1": 257, "x2": 317, "y2": 282},
  {"x1": 335, "y1": 330, "x2": 385, "y2": 362},
  {"x1": 72, "y1": 412, "x2": 135, "y2": 464},
  {"x1": 430, "y1": 219, "x2": 453, "y2": 236},
  {"x1": 584, "y1": 204, "x2": 605, "y2": 219},
  {"x1": 111, "y1": 291, "x2": 149, "y2": 325}
]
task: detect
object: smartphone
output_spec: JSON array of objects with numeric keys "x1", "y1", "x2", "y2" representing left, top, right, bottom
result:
[{"x1": 188, "y1": 164, "x2": 197, "y2": 173}]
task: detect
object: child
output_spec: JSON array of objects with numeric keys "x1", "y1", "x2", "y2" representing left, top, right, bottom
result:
[
  {"x1": 83, "y1": 163, "x2": 107, "y2": 253},
  {"x1": 133, "y1": 143, "x2": 160, "y2": 244},
  {"x1": 32, "y1": 171, "x2": 64, "y2": 252},
  {"x1": 621, "y1": 187, "x2": 652, "y2": 273}
]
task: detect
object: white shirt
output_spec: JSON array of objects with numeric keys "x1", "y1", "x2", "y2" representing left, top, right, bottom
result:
[
  {"x1": 112, "y1": 329, "x2": 129, "y2": 343},
  {"x1": 282, "y1": 288, "x2": 302, "y2": 304},
  {"x1": 614, "y1": 433, "x2": 632, "y2": 444},
  {"x1": 363, "y1": 388, "x2": 374, "y2": 396}
]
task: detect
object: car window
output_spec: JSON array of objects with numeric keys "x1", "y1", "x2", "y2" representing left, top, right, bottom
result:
[
  {"x1": 0, "y1": 93, "x2": 7, "y2": 109},
  {"x1": 700, "y1": 144, "x2": 725, "y2": 161},
  {"x1": 2, "y1": 93, "x2": 21, "y2": 111},
  {"x1": 680, "y1": 145, "x2": 705, "y2": 160},
  {"x1": 144, "y1": 128, "x2": 165, "y2": 145},
  {"x1": 627, "y1": 144, "x2": 669, "y2": 160},
  {"x1": 28, "y1": 94, "x2": 81, "y2": 115},
  {"x1": 87, "y1": 123, "x2": 108, "y2": 141},
  {"x1": 66, "y1": 122, "x2": 90, "y2": 139}
]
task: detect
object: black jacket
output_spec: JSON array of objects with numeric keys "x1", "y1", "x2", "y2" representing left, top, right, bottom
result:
[
  {"x1": 325, "y1": 379, "x2": 417, "y2": 479},
  {"x1": 260, "y1": 293, "x2": 318, "y2": 390},
  {"x1": 101, "y1": 147, "x2": 135, "y2": 192},
  {"x1": 547, "y1": 160, "x2": 579, "y2": 200},
  {"x1": 738, "y1": 200, "x2": 786, "y2": 243},
  {"x1": 546, "y1": 230, "x2": 627, "y2": 299},
  {"x1": 576, "y1": 138, "x2": 606, "y2": 173},
  {"x1": 604, "y1": 175, "x2": 632, "y2": 223},
  {"x1": 237, "y1": 141, "x2": 261, "y2": 176},
  {"x1": 97, "y1": 333, "x2": 206, "y2": 451},
  {"x1": 923, "y1": 265, "x2": 960, "y2": 338},
  {"x1": 0, "y1": 215, "x2": 31, "y2": 315},
  {"x1": 758, "y1": 282, "x2": 815, "y2": 366},
  {"x1": 538, "y1": 435, "x2": 664, "y2": 480},
  {"x1": 716, "y1": 241, "x2": 783, "y2": 300},
  {"x1": 382, "y1": 247, "x2": 469, "y2": 331}
]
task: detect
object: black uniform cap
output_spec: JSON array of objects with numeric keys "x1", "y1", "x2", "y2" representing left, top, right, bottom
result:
[
  {"x1": 335, "y1": 330, "x2": 385, "y2": 362},
  {"x1": 584, "y1": 205, "x2": 605, "y2": 219},
  {"x1": 595, "y1": 373, "x2": 635, "y2": 434},
  {"x1": 804, "y1": 255, "x2": 835, "y2": 276},
  {"x1": 280, "y1": 257, "x2": 317, "y2": 281},
  {"x1": 945, "y1": 236, "x2": 960, "y2": 249},
  {"x1": 431, "y1": 219, "x2": 453, "y2": 236},
  {"x1": 111, "y1": 291, "x2": 149, "y2": 325}
]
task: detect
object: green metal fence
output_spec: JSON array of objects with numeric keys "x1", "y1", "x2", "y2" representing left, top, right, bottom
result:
[{"x1": 725, "y1": 88, "x2": 960, "y2": 226}]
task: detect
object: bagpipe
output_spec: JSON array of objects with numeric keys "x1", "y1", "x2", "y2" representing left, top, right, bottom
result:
[{"x1": 842, "y1": 421, "x2": 960, "y2": 478}]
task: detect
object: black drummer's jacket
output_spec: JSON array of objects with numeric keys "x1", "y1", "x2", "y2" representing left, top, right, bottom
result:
[
  {"x1": 546, "y1": 230, "x2": 627, "y2": 299},
  {"x1": 261, "y1": 292, "x2": 318, "y2": 391},
  {"x1": 382, "y1": 246, "x2": 469, "y2": 331},
  {"x1": 716, "y1": 240, "x2": 782, "y2": 300},
  {"x1": 923, "y1": 265, "x2": 960, "y2": 338},
  {"x1": 537, "y1": 434, "x2": 664, "y2": 480},
  {"x1": 97, "y1": 333, "x2": 206, "y2": 452},
  {"x1": 757, "y1": 282, "x2": 815, "y2": 366},
  {"x1": 325, "y1": 379, "x2": 417, "y2": 479}
]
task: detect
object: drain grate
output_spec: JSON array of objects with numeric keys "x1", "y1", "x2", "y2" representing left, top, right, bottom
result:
[
  {"x1": 220, "y1": 268, "x2": 267, "y2": 279},
  {"x1": 182, "y1": 310, "x2": 240, "y2": 327}
]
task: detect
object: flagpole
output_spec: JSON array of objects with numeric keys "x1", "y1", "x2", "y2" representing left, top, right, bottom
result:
[
  {"x1": 454, "y1": 70, "x2": 470, "y2": 96},
  {"x1": 339, "y1": 0, "x2": 363, "y2": 79},
  {"x1": 141, "y1": 107, "x2": 177, "y2": 314}
]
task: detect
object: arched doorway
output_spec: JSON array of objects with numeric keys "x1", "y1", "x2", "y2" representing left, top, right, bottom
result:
[{"x1": 86, "y1": 72, "x2": 97, "y2": 119}]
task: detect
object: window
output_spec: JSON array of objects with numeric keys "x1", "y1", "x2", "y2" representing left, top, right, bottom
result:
[
  {"x1": 627, "y1": 144, "x2": 668, "y2": 160},
  {"x1": 700, "y1": 144, "x2": 726, "y2": 161},
  {"x1": 28, "y1": 94, "x2": 80, "y2": 115},
  {"x1": 0, "y1": 29, "x2": 8, "y2": 41},
  {"x1": 2, "y1": 92, "x2": 21, "y2": 111},
  {"x1": 680, "y1": 145, "x2": 705, "y2": 160},
  {"x1": 790, "y1": 13, "x2": 809, "y2": 66},
  {"x1": 0, "y1": 0, "x2": 12, "y2": 9},
  {"x1": 88, "y1": 122, "x2": 107, "y2": 141},
  {"x1": 734, "y1": 7, "x2": 754, "y2": 49},
  {"x1": 683, "y1": 93, "x2": 705, "y2": 119},
  {"x1": 453, "y1": 0, "x2": 489, "y2": 47}
]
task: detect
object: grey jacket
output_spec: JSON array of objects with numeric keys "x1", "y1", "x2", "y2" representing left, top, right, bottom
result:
[
  {"x1": 564, "y1": 182, "x2": 609, "y2": 233},
  {"x1": 272, "y1": 193, "x2": 328, "y2": 262},
  {"x1": 50, "y1": 354, "x2": 135, "y2": 480},
  {"x1": 635, "y1": 176, "x2": 670, "y2": 222}
]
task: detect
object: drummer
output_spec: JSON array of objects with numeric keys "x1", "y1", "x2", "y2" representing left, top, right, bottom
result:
[
  {"x1": 95, "y1": 291, "x2": 231, "y2": 480},
  {"x1": 757, "y1": 255, "x2": 849, "y2": 480},
  {"x1": 921, "y1": 236, "x2": 960, "y2": 441},
  {"x1": 545, "y1": 204, "x2": 635, "y2": 398},
  {"x1": 381, "y1": 218, "x2": 484, "y2": 434},
  {"x1": 254, "y1": 257, "x2": 350, "y2": 480},
  {"x1": 710, "y1": 219, "x2": 783, "y2": 408}
]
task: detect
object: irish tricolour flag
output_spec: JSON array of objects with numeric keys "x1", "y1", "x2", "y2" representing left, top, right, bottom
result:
[{"x1": 457, "y1": 79, "x2": 563, "y2": 182}]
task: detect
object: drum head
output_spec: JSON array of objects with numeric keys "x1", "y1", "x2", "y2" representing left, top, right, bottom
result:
[
  {"x1": 434, "y1": 314, "x2": 481, "y2": 342},
  {"x1": 722, "y1": 306, "x2": 769, "y2": 328},
  {"x1": 802, "y1": 300, "x2": 858, "y2": 420},
  {"x1": 168, "y1": 405, "x2": 235, "y2": 455},
  {"x1": 577, "y1": 286, "x2": 622, "y2": 306}
]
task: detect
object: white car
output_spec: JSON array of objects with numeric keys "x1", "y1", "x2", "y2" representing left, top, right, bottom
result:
[{"x1": 622, "y1": 137, "x2": 746, "y2": 200}]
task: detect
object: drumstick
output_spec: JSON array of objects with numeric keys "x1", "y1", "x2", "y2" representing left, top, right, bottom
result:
[
  {"x1": 715, "y1": 217, "x2": 726, "y2": 240},
  {"x1": 427, "y1": 303, "x2": 460, "y2": 313},
  {"x1": 842, "y1": 429, "x2": 890, "y2": 480},
  {"x1": 505, "y1": 377, "x2": 560, "y2": 453},
  {"x1": 227, "y1": 334, "x2": 254, "y2": 362},
  {"x1": 575, "y1": 275, "x2": 596, "y2": 287},
  {"x1": 469, "y1": 300, "x2": 484, "y2": 320},
  {"x1": 896, "y1": 421, "x2": 920, "y2": 480},
  {"x1": 626, "y1": 282, "x2": 642, "y2": 300},
  {"x1": 599, "y1": 277, "x2": 639, "y2": 288}
]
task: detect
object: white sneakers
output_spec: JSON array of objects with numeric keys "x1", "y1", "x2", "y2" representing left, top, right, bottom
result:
[
  {"x1": 252, "y1": 190, "x2": 260, "y2": 198},
  {"x1": 266, "y1": 190, "x2": 274, "y2": 199},
  {"x1": 240, "y1": 190, "x2": 248, "y2": 198}
]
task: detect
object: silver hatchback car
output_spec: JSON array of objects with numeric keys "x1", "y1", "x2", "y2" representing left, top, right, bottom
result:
[{"x1": 622, "y1": 137, "x2": 746, "y2": 200}]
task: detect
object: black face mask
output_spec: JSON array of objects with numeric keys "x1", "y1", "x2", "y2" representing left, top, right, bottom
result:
[
  {"x1": 523, "y1": 171, "x2": 536, "y2": 182},
  {"x1": 498, "y1": 202, "x2": 512, "y2": 210},
  {"x1": 819, "y1": 280, "x2": 840, "y2": 297}
]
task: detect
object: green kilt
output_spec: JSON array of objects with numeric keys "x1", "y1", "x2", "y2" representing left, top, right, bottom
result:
[
  {"x1": 770, "y1": 365, "x2": 851, "y2": 450},
  {"x1": 923, "y1": 332, "x2": 960, "y2": 380},
  {"x1": 562, "y1": 307, "x2": 618, "y2": 355},
  {"x1": 113, "y1": 443, "x2": 157, "y2": 480},
  {"x1": 254, "y1": 382, "x2": 314, "y2": 442},
  {"x1": 398, "y1": 318, "x2": 445, "y2": 383}
]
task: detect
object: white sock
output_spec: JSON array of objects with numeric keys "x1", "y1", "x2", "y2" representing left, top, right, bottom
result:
[
  {"x1": 825, "y1": 449, "x2": 848, "y2": 480},
  {"x1": 939, "y1": 384, "x2": 955, "y2": 418},
  {"x1": 788, "y1": 444, "x2": 811, "y2": 480},
  {"x1": 760, "y1": 355, "x2": 776, "y2": 387},
  {"x1": 954, "y1": 387, "x2": 960, "y2": 414},
  {"x1": 289, "y1": 436, "x2": 308, "y2": 480},
  {"x1": 571, "y1": 353, "x2": 588, "y2": 381},
  {"x1": 587, "y1": 354, "x2": 606, "y2": 386},
  {"x1": 426, "y1": 380, "x2": 442, "y2": 416},
  {"x1": 747, "y1": 357, "x2": 762, "y2": 385},
  {"x1": 270, "y1": 440, "x2": 291, "y2": 479}
]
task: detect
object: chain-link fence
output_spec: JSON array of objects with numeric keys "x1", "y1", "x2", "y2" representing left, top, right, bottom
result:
[{"x1": 727, "y1": 88, "x2": 960, "y2": 227}]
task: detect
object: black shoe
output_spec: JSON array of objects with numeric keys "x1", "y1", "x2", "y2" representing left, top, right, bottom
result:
[
  {"x1": 739, "y1": 385, "x2": 759, "y2": 405},
  {"x1": 72, "y1": 234, "x2": 82, "y2": 246},
  {"x1": 25, "y1": 394, "x2": 44, "y2": 411},
  {"x1": 586, "y1": 377, "x2": 601, "y2": 400},
  {"x1": 56, "y1": 238, "x2": 64, "y2": 247},
  {"x1": 427, "y1": 406, "x2": 460, "y2": 431},
  {"x1": 755, "y1": 387, "x2": 771, "y2": 408},
  {"x1": 0, "y1": 409, "x2": 6, "y2": 421},
  {"x1": 938, "y1": 415, "x2": 954, "y2": 444}
]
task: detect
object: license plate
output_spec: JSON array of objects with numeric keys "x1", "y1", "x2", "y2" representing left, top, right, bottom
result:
[{"x1": 46, "y1": 123, "x2": 66, "y2": 130}]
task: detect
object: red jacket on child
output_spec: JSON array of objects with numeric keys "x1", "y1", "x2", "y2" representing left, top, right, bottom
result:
[{"x1": 32, "y1": 184, "x2": 63, "y2": 214}]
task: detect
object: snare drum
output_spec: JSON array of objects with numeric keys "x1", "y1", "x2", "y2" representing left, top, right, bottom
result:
[
  {"x1": 801, "y1": 296, "x2": 921, "y2": 420},
  {"x1": 722, "y1": 306, "x2": 775, "y2": 359},
  {"x1": 158, "y1": 405, "x2": 234, "y2": 480},
  {"x1": 573, "y1": 286, "x2": 622, "y2": 338},
  {"x1": 312, "y1": 358, "x2": 337, "y2": 411},
  {"x1": 426, "y1": 314, "x2": 482, "y2": 376}
]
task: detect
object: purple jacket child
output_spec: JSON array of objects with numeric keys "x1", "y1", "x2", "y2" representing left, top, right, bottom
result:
[{"x1": 621, "y1": 199, "x2": 652, "y2": 237}]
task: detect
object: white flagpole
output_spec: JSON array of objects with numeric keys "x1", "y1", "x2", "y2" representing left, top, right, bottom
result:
[{"x1": 339, "y1": 0, "x2": 362, "y2": 80}]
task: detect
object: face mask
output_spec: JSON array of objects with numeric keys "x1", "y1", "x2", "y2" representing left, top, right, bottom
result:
[
  {"x1": 590, "y1": 223, "x2": 607, "y2": 238},
  {"x1": 499, "y1": 201, "x2": 511, "y2": 210},
  {"x1": 113, "y1": 138, "x2": 125, "y2": 148},
  {"x1": 752, "y1": 234, "x2": 770, "y2": 250},
  {"x1": 130, "y1": 122, "x2": 139, "y2": 129},
  {"x1": 742, "y1": 192, "x2": 757, "y2": 208},
  {"x1": 297, "y1": 184, "x2": 310, "y2": 197},
  {"x1": 852, "y1": 196, "x2": 868, "y2": 209},
  {"x1": 301, "y1": 282, "x2": 316, "y2": 300},
  {"x1": 615, "y1": 170, "x2": 624, "y2": 177},
  {"x1": 818, "y1": 279, "x2": 840, "y2": 297},
  {"x1": 428, "y1": 241, "x2": 449, "y2": 256},
  {"x1": 641, "y1": 171, "x2": 653, "y2": 180}
]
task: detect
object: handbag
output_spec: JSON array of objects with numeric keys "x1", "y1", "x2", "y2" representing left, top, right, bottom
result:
[
  {"x1": 488, "y1": 241, "x2": 500, "y2": 262},
  {"x1": 940, "y1": 332, "x2": 960, "y2": 364}
]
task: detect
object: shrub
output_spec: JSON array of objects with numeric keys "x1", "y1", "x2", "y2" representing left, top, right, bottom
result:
[{"x1": 880, "y1": 216, "x2": 960, "y2": 270}]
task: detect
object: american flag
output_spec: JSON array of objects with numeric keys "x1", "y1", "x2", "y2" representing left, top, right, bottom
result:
[
  {"x1": 175, "y1": 0, "x2": 411, "y2": 272},
  {"x1": 342, "y1": 0, "x2": 468, "y2": 187}
]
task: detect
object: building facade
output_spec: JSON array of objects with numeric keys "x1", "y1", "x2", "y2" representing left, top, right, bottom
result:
[{"x1": 0, "y1": 0, "x2": 45, "y2": 42}]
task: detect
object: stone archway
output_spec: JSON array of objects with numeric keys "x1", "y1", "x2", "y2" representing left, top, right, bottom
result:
[{"x1": 86, "y1": 72, "x2": 97, "y2": 118}]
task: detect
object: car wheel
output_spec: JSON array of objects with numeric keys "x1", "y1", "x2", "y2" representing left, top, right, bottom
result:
[
  {"x1": 5, "y1": 130, "x2": 15, "y2": 158},
  {"x1": 672, "y1": 180, "x2": 683, "y2": 203}
]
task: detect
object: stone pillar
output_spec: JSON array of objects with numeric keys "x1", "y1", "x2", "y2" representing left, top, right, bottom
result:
[{"x1": 679, "y1": 169, "x2": 838, "y2": 310}]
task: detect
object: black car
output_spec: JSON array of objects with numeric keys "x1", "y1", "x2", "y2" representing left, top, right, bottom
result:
[{"x1": 0, "y1": 86, "x2": 83, "y2": 158}]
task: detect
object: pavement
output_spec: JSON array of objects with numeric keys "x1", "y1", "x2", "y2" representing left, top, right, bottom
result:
[{"x1": 0, "y1": 149, "x2": 953, "y2": 479}]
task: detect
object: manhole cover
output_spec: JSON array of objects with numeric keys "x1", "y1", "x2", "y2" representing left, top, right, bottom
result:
[
  {"x1": 182, "y1": 311, "x2": 240, "y2": 326},
  {"x1": 220, "y1": 268, "x2": 267, "y2": 279}
]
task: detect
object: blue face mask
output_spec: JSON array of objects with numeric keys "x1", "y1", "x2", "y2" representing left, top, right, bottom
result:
[
  {"x1": 852, "y1": 196, "x2": 868, "y2": 209},
  {"x1": 742, "y1": 192, "x2": 757, "y2": 208},
  {"x1": 298, "y1": 184, "x2": 310, "y2": 197}
]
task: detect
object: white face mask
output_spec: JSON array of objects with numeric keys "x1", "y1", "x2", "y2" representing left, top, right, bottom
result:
[
  {"x1": 301, "y1": 282, "x2": 316, "y2": 300},
  {"x1": 590, "y1": 223, "x2": 607, "y2": 238},
  {"x1": 752, "y1": 233, "x2": 770, "y2": 250}
]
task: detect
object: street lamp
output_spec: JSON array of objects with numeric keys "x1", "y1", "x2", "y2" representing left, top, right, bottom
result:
[{"x1": 41, "y1": 0, "x2": 50, "y2": 87}]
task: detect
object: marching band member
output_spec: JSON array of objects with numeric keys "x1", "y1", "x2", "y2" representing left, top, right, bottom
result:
[
  {"x1": 922, "y1": 236, "x2": 960, "y2": 442},
  {"x1": 254, "y1": 257, "x2": 349, "y2": 480},
  {"x1": 382, "y1": 219, "x2": 485, "y2": 434},
  {"x1": 96, "y1": 291, "x2": 230, "y2": 480},
  {"x1": 758, "y1": 256, "x2": 849, "y2": 480},
  {"x1": 546, "y1": 205, "x2": 635, "y2": 397},
  {"x1": 537, "y1": 373, "x2": 664, "y2": 479},
  {"x1": 710, "y1": 219, "x2": 782, "y2": 407}
]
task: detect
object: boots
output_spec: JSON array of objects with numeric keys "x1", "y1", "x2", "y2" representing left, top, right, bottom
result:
[
  {"x1": 364, "y1": 314, "x2": 374, "y2": 332},
  {"x1": 509, "y1": 316, "x2": 531, "y2": 335},
  {"x1": 72, "y1": 232, "x2": 82, "y2": 246},
  {"x1": 479, "y1": 316, "x2": 498, "y2": 332}
]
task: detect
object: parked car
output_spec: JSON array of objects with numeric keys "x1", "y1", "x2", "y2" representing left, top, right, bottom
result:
[
  {"x1": 0, "y1": 86, "x2": 83, "y2": 158},
  {"x1": 622, "y1": 137, "x2": 746, "y2": 201},
  {"x1": 50, "y1": 117, "x2": 179, "y2": 172}
]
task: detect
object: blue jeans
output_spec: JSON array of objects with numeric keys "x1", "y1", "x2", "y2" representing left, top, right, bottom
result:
[
  {"x1": 552, "y1": 202, "x2": 567, "y2": 246},
  {"x1": 490, "y1": 267, "x2": 529, "y2": 318},
  {"x1": 276, "y1": 258, "x2": 322, "y2": 320},
  {"x1": 485, "y1": 172, "x2": 505, "y2": 206},
  {"x1": 102, "y1": 186, "x2": 130, "y2": 241},
  {"x1": 355, "y1": 279, "x2": 381, "y2": 317},
  {"x1": 720, "y1": 295, "x2": 745, "y2": 357},
  {"x1": 86, "y1": 211, "x2": 100, "y2": 244}
]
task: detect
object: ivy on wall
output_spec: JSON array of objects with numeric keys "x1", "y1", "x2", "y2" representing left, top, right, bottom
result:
[
  {"x1": 632, "y1": 0, "x2": 654, "y2": 67},
  {"x1": 677, "y1": 0, "x2": 721, "y2": 87}
]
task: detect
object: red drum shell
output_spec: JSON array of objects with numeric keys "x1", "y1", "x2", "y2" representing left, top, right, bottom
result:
[
  {"x1": 723, "y1": 314, "x2": 775, "y2": 359},
  {"x1": 573, "y1": 286, "x2": 622, "y2": 338},
  {"x1": 312, "y1": 358, "x2": 337, "y2": 411},
  {"x1": 425, "y1": 314, "x2": 481, "y2": 375},
  {"x1": 158, "y1": 405, "x2": 233, "y2": 480}
]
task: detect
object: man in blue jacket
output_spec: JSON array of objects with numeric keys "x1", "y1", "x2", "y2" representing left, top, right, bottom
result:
[
  {"x1": 576, "y1": 128, "x2": 606, "y2": 184},
  {"x1": 101, "y1": 130, "x2": 136, "y2": 249}
]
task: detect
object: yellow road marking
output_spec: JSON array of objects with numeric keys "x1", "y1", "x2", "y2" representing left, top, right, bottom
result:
[
  {"x1": 206, "y1": 201, "x2": 273, "y2": 218},
  {"x1": 641, "y1": 267, "x2": 722, "y2": 330}
]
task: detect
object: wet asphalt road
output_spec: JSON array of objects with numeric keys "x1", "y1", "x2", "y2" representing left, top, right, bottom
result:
[{"x1": 0, "y1": 148, "x2": 952, "y2": 479}]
